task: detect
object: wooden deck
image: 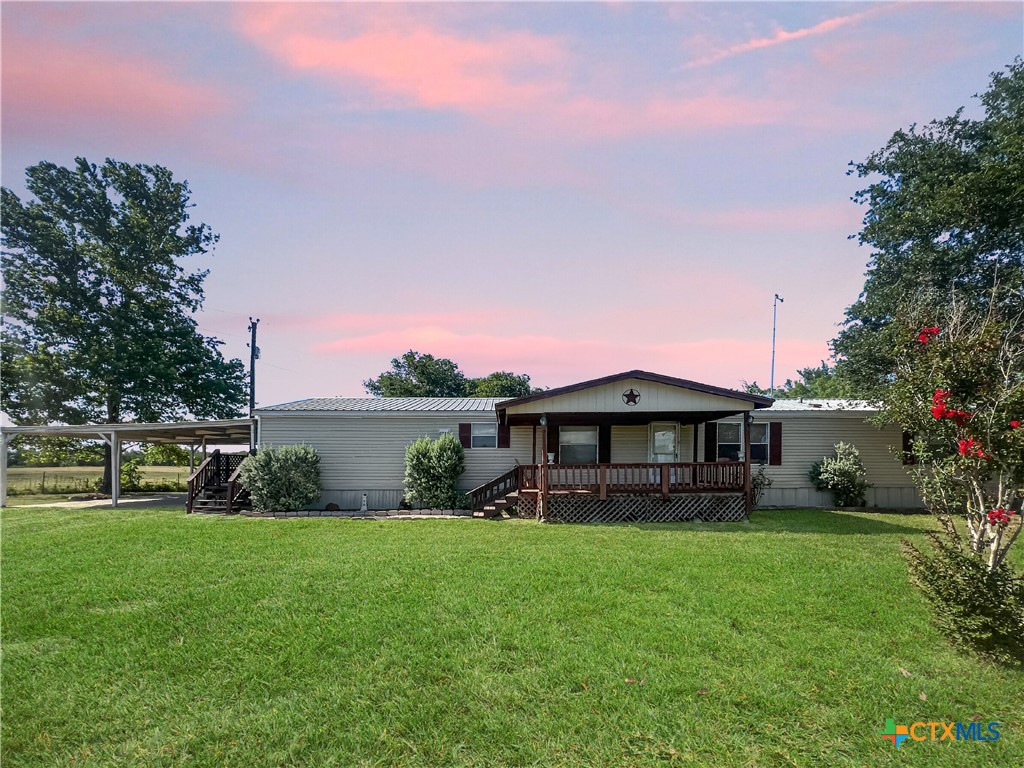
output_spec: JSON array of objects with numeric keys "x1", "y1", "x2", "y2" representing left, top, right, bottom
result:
[{"x1": 519, "y1": 461, "x2": 744, "y2": 498}]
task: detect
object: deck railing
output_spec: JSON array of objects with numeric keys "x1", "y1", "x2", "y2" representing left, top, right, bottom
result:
[
  {"x1": 186, "y1": 450, "x2": 248, "y2": 513},
  {"x1": 226, "y1": 462, "x2": 251, "y2": 513},
  {"x1": 469, "y1": 464, "x2": 520, "y2": 510},
  {"x1": 518, "y1": 461, "x2": 744, "y2": 498}
]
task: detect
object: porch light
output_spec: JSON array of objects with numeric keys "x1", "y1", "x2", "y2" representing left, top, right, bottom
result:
[{"x1": 539, "y1": 415, "x2": 547, "y2": 426}]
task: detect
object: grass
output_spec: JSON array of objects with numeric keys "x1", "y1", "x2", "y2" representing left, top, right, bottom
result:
[
  {"x1": 2, "y1": 507, "x2": 1021, "y2": 767},
  {"x1": 5, "y1": 465, "x2": 189, "y2": 494}
]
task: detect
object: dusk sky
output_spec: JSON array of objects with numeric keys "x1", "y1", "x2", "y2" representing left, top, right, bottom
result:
[{"x1": 3, "y1": 1, "x2": 1021, "y2": 408}]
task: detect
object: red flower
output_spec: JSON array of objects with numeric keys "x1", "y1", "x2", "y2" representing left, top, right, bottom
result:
[
  {"x1": 957, "y1": 438, "x2": 989, "y2": 459},
  {"x1": 1011, "y1": 420, "x2": 1021, "y2": 429},
  {"x1": 950, "y1": 410, "x2": 972, "y2": 426},
  {"x1": 987, "y1": 508, "x2": 1015, "y2": 526},
  {"x1": 918, "y1": 326, "x2": 941, "y2": 344}
]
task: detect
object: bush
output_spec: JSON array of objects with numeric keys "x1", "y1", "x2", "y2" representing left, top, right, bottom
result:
[
  {"x1": 751, "y1": 465, "x2": 773, "y2": 507},
  {"x1": 120, "y1": 458, "x2": 143, "y2": 492},
  {"x1": 238, "y1": 444, "x2": 321, "y2": 513},
  {"x1": 809, "y1": 441, "x2": 871, "y2": 507},
  {"x1": 403, "y1": 433, "x2": 465, "y2": 509},
  {"x1": 903, "y1": 516, "x2": 1024, "y2": 666}
]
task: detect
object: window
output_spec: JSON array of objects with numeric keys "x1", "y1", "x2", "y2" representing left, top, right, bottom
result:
[
  {"x1": 471, "y1": 422, "x2": 497, "y2": 449},
  {"x1": 717, "y1": 423, "x2": 769, "y2": 463},
  {"x1": 559, "y1": 426, "x2": 599, "y2": 464}
]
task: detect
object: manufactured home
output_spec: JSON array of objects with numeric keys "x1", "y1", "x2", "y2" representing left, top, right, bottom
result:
[{"x1": 255, "y1": 370, "x2": 922, "y2": 522}]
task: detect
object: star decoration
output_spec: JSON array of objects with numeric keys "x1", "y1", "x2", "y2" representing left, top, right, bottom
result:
[{"x1": 622, "y1": 388, "x2": 641, "y2": 405}]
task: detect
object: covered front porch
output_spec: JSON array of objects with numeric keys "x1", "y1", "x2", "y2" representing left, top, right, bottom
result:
[{"x1": 474, "y1": 371, "x2": 773, "y2": 522}]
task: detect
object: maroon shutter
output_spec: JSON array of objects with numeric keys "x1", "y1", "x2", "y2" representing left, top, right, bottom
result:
[
  {"x1": 902, "y1": 431, "x2": 917, "y2": 465},
  {"x1": 549, "y1": 425, "x2": 560, "y2": 463},
  {"x1": 497, "y1": 423, "x2": 510, "y2": 449},
  {"x1": 598, "y1": 424, "x2": 611, "y2": 463},
  {"x1": 769, "y1": 422, "x2": 783, "y2": 466},
  {"x1": 703, "y1": 422, "x2": 717, "y2": 462},
  {"x1": 458, "y1": 423, "x2": 472, "y2": 449}
]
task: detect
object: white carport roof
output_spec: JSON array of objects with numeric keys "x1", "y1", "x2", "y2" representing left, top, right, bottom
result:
[
  {"x1": 0, "y1": 418, "x2": 255, "y2": 508},
  {"x1": 0, "y1": 417, "x2": 255, "y2": 444}
]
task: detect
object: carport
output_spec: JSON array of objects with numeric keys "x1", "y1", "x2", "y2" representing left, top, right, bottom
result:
[{"x1": 0, "y1": 418, "x2": 255, "y2": 508}]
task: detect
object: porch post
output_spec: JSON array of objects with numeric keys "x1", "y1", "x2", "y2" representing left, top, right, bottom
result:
[
  {"x1": 111, "y1": 430, "x2": 120, "y2": 508},
  {"x1": 532, "y1": 424, "x2": 537, "y2": 464},
  {"x1": 540, "y1": 419, "x2": 549, "y2": 520},
  {"x1": 743, "y1": 413, "x2": 752, "y2": 515},
  {"x1": 0, "y1": 433, "x2": 9, "y2": 508}
]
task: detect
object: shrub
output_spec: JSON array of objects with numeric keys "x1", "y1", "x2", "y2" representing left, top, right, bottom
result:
[
  {"x1": 903, "y1": 516, "x2": 1024, "y2": 666},
  {"x1": 403, "y1": 433, "x2": 466, "y2": 509},
  {"x1": 238, "y1": 444, "x2": 321, "y2": 513},
  {"x1": 809, "y1": 441, "x2": 871, "y2": 507},
  {"x1": 120, "y1": 458, "x2": 143, "y2": 492},
  {"x1": 751, "y1": 465, "x2": 773, "y2": 507}
]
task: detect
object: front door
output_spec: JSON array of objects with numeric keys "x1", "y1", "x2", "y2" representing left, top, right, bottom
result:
[{"x1": 649, "y1": 422, "x2": 679, "y2": 463}]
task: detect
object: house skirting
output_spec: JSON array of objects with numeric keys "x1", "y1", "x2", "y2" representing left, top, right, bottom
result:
[{"x1": 518, "y1": 491, "x2": 747, "y2": 523}]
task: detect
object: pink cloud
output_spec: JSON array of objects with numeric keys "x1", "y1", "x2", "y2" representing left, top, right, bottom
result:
[
  {"x1": 308, "y1": 322, "x2": 829, "y2": 390},
  {"x1": 236, "y1": 4, "x2": 798, "y2": 141},
  {"x1": 239, "y1": 6, "x2": 568, "y2": 113},
  {"x1": 1, "y1": 34, "x2": 226, "y2": 140},
  {"x1": 681, "y1": 7, "x2": 883, "y2": 69}
]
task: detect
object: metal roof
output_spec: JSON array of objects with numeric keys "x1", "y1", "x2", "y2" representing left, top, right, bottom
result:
[
  {"x1": 0, "y1": 418, "x2": 256, "y2": 443},
  {"x1": 257, "y1": 397, "x2": 508, "y2": 413},
  {"x1": 760, "y1": 399, "x2": 876, "y2": 412}
]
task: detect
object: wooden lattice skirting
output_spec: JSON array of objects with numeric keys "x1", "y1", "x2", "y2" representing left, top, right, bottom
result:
[{"x1": 543, "y1": 493, "x2": 746, "y2": 523}]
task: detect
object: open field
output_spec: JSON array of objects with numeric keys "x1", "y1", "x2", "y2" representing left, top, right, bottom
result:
[
  {"x1": 4, "y1": 465, "x2": 189, "y2": 495},
  {"x1": 2, "y1": 507, "x2": 1021, "y2": 767}
]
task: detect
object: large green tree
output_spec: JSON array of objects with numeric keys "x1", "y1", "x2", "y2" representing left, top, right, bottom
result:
[
  {"x1": 834, "y1": 59, "x2": 1024, "y2": 397},
  {"x1": 744, "y1": 361, "x2": 861, "y2": 399},
  {"x1": 830, "y1": 61, "x2": 1024, "y2": 663},
  {"x1": 1, "y1": 157, "x2": 247, "y2": 490},
  {"x1": 364, "y1": 351, "x2": 469, "y2": 397},
  {"x1": 364, "y1": 350, "x2": 539, "y2": 398},
  {"x1": 465, "y1": 371, "x2": 538, "y2": 398}
]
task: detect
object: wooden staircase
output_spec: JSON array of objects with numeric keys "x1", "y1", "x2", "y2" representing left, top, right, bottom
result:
[
  {"x1": 186, "y1": 450, "x2": 251, "y2": 514},
  {"x1": 470, "y1": 466, "x2": 520, "y2": 519}
]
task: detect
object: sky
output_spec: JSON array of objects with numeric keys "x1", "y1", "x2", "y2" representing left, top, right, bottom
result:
[{"x1": 2, "y1": 1, "x2": 1022, "y2": 408}]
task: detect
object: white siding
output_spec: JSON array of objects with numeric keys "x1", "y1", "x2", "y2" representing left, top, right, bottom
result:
[
  {"x1": 710, "y1": 413, "x2": 923, "y2": 509},
  {"x1": 610, "y1": 424, "x2": 696, "y2": 462},
  {"x1": 610, "y1": 426, "x2": 647, "y2": 462},
  {"x1": 259, "y1": 413, "x2": 532, "y2": 509}
]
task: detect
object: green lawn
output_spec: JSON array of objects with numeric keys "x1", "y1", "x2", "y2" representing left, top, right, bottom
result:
[{"x1": 2, "y1": 508, "x2": 1021, "y2": 767}]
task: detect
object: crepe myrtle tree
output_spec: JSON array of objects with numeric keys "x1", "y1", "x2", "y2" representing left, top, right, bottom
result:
[{"x1": 886, "y1": 289, "x2": 1024, "y2": 573}]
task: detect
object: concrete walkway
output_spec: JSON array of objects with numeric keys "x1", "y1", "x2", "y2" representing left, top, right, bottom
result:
[{"x1": 6, "y1": 493, "x2": 187, "y2": 510}]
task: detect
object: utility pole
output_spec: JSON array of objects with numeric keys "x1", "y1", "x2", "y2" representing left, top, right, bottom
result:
[
  {"x1": 248, "y1": 318, "x2": 260, "y2": 452},
  {"x1": 770, "y1": 294, "x2": 784, "y2": 396}
]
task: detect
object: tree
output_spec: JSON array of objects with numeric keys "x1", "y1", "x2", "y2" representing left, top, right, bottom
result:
[
  {"x1": 364, "y1": 351, "x2": 468, "y2": 397},
  {"x1": 888, "y1": 295, "x2": 1024, "y2": 665},
  {"x1": 744, "y1": 361, "x2": 860, "y2": 399},
  {"x1": 364, "y1": 351, "x2": 540, "y2": 398},
  {"x1": 834, "y1": 59, "x2": 1024, "y2": 398},
  {"x1": 1, "y1": 158, "x2": 247, "y2": 490},
  {"x1": 833, "y1": 60, "x2": 1024, "y2": 663},
  {"x1": 466, "y1": 371, "x2": 539, "y2": 398},
  {"x1": 141, "y1": 444, "x2": 191, "y2": 467}
]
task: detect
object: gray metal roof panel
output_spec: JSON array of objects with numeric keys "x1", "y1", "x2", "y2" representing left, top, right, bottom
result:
[
  {"x1": 760, "y1": 399, "x2": 876, "y2": 412},
  {"x1": 257, "y1": 397, "x2": 507, "y2": 413}
]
